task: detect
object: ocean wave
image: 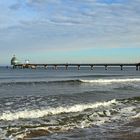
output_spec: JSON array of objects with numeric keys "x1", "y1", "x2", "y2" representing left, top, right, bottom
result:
[
  {"x1": 1, "y1": 97, "x2": 140, "y2": 140},
  {"x1": 0, "y1": 99, "x2": 117, "y2": 121},
  {"x1": 0, "y1": 79, "x2": 82, "y2": 86},
  {"x1": 71, "y1": 74, "x2": 125, "y2": 78},
  {"x1": 1, "y1": 78, "x2": 140, "y2": 86},
  {"x1": 80, "y1": 78, "x2": 140, "y2": 84},
  {"x1": 132, "y1": 113, "x2": 140, "y2": 119}
]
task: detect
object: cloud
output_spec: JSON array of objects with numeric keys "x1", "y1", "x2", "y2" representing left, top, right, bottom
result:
[
  {"x1": 1, "y1": 0, "x2": 140, "y2": 52},
  {"x1": 6, "y1": 0, "x2": 140, "y2": 29}
]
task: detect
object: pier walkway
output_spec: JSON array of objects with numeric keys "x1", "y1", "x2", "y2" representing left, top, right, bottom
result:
[{"x1": 13, "y1": 63, "x2": 140, "y2": 71}]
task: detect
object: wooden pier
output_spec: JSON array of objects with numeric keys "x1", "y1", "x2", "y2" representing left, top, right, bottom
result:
[{"x1": 13, "y1": 63, "x2": 140, "y2": 71}]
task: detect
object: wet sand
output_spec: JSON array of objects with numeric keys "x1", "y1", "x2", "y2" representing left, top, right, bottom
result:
[
  {"x1": 111, "y1": 119, "x2": 140, "y2": 140},
  {"x1": 20, "y1": 119, "x2": 140, "y2": 140}
]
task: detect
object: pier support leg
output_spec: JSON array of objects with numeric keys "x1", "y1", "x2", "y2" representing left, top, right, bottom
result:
[
  {"x1": 20, "y1": 65, "x2": 23, "y2": 69},
  {"x1": 120, "y1": 65, "x2": 123, "y2": 70},
  {"x1": 54, "y1": 65, "x2": 57, "y2": 70},
  {"x1": 65, "y1": 65, "x2": 68, "y2": 70},
  {"x1": 136, "y1": 65, "x2": 138, "y2": 71},
  {"x1": 105, "y1": 65, "x2": 108, "y2": 70},
  {"x1": 44, "y1": 65, "x2": 47, "y2": 69},
  {"x1": 90, "y1": 65, "x2": 93, "y2": 70},
  {"x1": 77, "y1": 65, "x2": 80, "y2": 70},
  {"x1": 13, "y1": 65, "x2": 16, "y2": 69}
]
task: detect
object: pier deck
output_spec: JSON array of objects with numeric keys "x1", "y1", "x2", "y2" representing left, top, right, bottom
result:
[{"x1": 13, "y1": 63, "x2": 140, "y2": 70}]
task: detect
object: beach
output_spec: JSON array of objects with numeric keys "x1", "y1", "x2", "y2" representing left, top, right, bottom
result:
[{"x1": 0, "y1": 67, "x2": 140, "y2": 139}]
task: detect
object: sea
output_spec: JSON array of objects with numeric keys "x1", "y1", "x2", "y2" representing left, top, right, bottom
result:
[{"x1": 0, "y1": 66, "x2": 140, "y2": 139}]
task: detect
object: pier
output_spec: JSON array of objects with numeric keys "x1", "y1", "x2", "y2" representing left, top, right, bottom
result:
[{"x1": 12, "y1": 63, "x2": 140, "y2": 71}]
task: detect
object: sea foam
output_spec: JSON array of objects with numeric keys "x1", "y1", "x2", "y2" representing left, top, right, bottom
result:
[
  {"x1": 80, "y1": 78, "x2": 140, "y2": 84},
  {"x1": 0, "y1": 99, "x2": 117, "y2": 121}
]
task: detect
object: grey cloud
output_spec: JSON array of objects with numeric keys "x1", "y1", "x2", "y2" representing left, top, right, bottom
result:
[
  {"x1": 2, "y1": 0, "x2": 140, "y2": 48},
  {"x1": 26, "y1": 0, "x2": 48, "y2": 7},
  {"x1": 9, "y1": 3, "x2": 21, "y2": 10}
]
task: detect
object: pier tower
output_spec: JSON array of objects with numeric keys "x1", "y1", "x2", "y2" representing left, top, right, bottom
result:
[{"x1": 11, "y1": 55, "x2": 20, "y2": 66}]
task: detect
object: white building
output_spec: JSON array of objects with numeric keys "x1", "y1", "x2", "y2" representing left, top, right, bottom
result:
[{"x1": 11, "y1": 55, "x2": 20, "y2": 65}]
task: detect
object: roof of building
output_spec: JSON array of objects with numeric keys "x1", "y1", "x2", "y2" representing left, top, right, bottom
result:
[{"x1": 11, "y1": 55, "x2": 19, "y2": 65}]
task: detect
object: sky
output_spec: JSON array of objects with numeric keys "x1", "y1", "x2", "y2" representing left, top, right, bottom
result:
[{"x1": 0, "y1": 0, "x2": 140, "y2": 65}]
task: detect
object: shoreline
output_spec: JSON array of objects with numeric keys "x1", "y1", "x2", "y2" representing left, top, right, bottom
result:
[{"x1": 20, "y1": 119, "x2": 140, "y2": 139}]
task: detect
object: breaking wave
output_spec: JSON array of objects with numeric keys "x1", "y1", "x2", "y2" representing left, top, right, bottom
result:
[
  {"x1": 0, "y1": 78, "x2": 140, "y2": 86},
  {"x1": 0, "y1": 79, "x2": 81, "y2": 86},
  {"x1": 0, "y1": 99, "x2": 117, "y2": 121},
  {"x1": 80, "y1": 78, "x2": 140, "y2": 84},
  {"x1": 0, "y1": 97, "x2": 140, "y2": 139}
]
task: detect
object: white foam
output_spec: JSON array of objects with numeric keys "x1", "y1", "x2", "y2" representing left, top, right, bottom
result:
[
  {"x1": 0, "y1": 99, "x2": 117, "y2": 121},
  {"x1": 80, "y1": 78, "x2": 140, "y2": 84},
  {"x1": 0, "y1": 129, "x2": 7, "y2": 140},
  {"x1": 131, "y1": 113, "x2": 140, "y2": 119}
]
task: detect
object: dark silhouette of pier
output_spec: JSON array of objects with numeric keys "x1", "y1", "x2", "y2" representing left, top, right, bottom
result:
[{"x1": 13, "y1": 63, "x2": 140, "y2": 71}]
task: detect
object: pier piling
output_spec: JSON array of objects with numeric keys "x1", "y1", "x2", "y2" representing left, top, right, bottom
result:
[
  {"x1": 90, "y1": 65, "x2": 93, "y2": 70},
  {"x1": 65, "y1": 65, "x2": 68, "y2": 70},
  {"x1": 44, "y1": 65, "x2": 47, "y2": 69},
  {"x1": 120, "y1": 65, "x2": 123, "y2": 70},
  {"x1": 136, "y1": 65, "x2": 138, "y2": 71},
  {"x1": 54, "y1": 65, "x2": 58, "y2": 70},
  {"x1": 105, "y1": 65, "x2": 108, "y2": 70},
  {"x1": 77, "y1": 65, "x2": 80, "y2": 70}
]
